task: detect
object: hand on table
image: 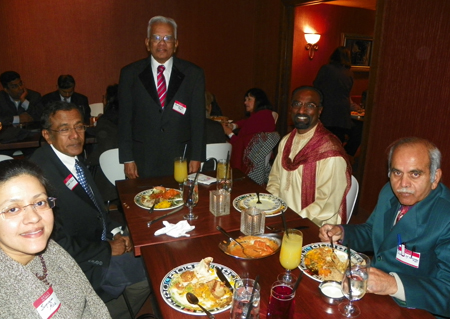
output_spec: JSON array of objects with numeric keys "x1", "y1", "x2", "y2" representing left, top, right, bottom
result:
[
  {"x1": 189, "y1": 160, "x2": 200, "y2": 174},
  {"x1": 19, "y1": 112, "x2": 34, "y2": 123},
  {"x1": 124, "y1": 162, "x2": 139, "y2": 179},
  {"x1": 319, "y1": 224, "x2": 343, "y2": 243},
  {"x1": 367, "y1": 267, "x2": 398, "y2": 295}
]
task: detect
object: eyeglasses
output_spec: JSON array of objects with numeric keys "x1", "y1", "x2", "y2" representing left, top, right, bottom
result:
[
  {"x1": 291, "y1": 101, "x2": 319, "y2": 110},
  {"x1": 49, "y1": 125, "x2": 87, "y2": 136},
  {"x1": 0, "y1": 197, "x2": 56, "y2": 220},
  {"x1": 150, "y1": 34, "x2": 175, "y2": 43},
  {"x1": 8, "y1": 80, "x2": 24, "y2": 90}
]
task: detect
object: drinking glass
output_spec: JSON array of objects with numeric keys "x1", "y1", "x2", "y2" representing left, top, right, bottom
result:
[
  {"x1": 216, "y1": 159, "x2": 232, "y2": 192},
  {"x1": 278, "y1": 229, "x2": 303, "y2": 284},
  {"x1": 174, "y1": 157, "x2": 188, "y2": 192},
  {"x1": 338, "y1": 253, "x2": 371, "y2": 318},
  {"x1": 230, "y1": 278, "x2": 260, "y2": 319},
  {"x1": 266, "y1": 280, "x2": 296, "y2": 319},
  {"x1": 183, "y1": 179, "x2": 199, "y2": 220}
]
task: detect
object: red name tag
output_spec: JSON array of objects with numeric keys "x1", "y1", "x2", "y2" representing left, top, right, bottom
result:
[
  {"x1": 64, "y1": 174, "x2": 78, "y2": 190},
  {"x1": 33, "y1": 286, "x2": 61, "y2": 319}
]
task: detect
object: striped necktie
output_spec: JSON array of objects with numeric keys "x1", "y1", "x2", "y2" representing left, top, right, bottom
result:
[
  {"x1": 75, "y1": 160, "x2": 107, "y2": 240},
  {"x1": 157, "y1": 65, "x2": 167, "y2": 108}
]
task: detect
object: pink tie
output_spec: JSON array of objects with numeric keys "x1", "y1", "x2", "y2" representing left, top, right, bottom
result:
[
  {"x1": 396, "y1": 205, "x2": 411, "y2": 223},
  {"x1": 157, "y1": 65, "x2": 167, "y2": 108}
]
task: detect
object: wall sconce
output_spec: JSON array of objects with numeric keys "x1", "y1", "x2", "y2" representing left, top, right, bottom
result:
[{"x1": 305, "y1": 33, "x2": 320, "y2": 60}]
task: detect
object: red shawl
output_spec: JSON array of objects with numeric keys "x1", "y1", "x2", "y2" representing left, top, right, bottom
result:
[{"x1": 281, "y1": 122, "x2": 352, "y2": 223}]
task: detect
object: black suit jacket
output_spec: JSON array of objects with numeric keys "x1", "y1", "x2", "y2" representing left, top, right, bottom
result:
[
  {"x1": 206, "y1": 118, "x2": 227, "y2": 144},
  {"x1": 30, "y1": 144, "x2": 121, "y2": 301},
  {"x1": 42, "y1": 91, "x2": 91, "y2": 124},
  {"x1": 0, "y1": 89, "x2": 43, "y2": 124},
  {"x1": 118, "y1": 56, "x2": 206, "y2": 178}
]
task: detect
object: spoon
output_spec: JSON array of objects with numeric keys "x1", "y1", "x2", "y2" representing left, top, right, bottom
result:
[
  {"x1": 216, "y1": 225, "x2": 251, "y2": 258},
  {"x1": 256, "y1": 192, "x2": 262, "y2": 204},
  {"x1": 186, "y1": 292, "x2": 215, "y2": 319}
]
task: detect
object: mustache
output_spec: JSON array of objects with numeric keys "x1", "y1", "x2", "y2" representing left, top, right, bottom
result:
[{"x1": 396, "y1": 188, "x2": 415, "y2": 194}]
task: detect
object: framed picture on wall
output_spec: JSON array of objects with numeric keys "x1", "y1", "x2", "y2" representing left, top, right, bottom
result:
[{"x1": 342, "y1": 34, "x2": 373, "y2": 71}]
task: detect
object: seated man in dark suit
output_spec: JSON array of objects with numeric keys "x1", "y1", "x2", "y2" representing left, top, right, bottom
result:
[
  {"x1": 30, "y1": 101, "x2": 149, "y2": 319},
  {"x1": 42, "y1": 74, "x2": 91, "y2": 124},
  {"x1": 0, "y1": 71, "x2": 43, "y2": 124}
]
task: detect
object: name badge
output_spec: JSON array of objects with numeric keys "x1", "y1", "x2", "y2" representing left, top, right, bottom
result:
[
  {"x1": 33, "y1": 286, "x2": 61, "y2": 319},
  {"x1": 64, "y1": 174, "x2": 78, "y2": 190},
  {"x1": 396, "y1": 244, "x2": 420, "y2": 268},
  {"x1": 173, "y1": 101, "x2": 187, "y2": 115}
]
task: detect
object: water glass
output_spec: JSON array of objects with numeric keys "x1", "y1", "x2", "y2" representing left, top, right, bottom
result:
[
  {"x1": 266, "y1": 280, "x2": 296, "y2": 319},
  {"x1": 230, "y1": 278, "x2": 260, "y2": 319},
  {"x1": 209, "y1": 189, "x2": 230, "y2": 216},
  {"x1": 240, "y1": 207, "x2": 265, "y2": 235}
]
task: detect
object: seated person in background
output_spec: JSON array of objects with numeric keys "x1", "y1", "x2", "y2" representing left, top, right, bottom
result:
[
  {"x1": 319, "y1": 137, "x2": 450, "y2": 318},
  {"x1": 87, "y1": 84, "x2": 120, "y2": 201},
  {"x1": 267, "y1": 86, "x2": 351, "y2": 226},
  {"x1": 30, "y1": 101, "x2": 149, "y2": 318},
  {"x1": 0, "y1": 71, "x2": 43, "y2": 124},
  {"x1": 42, "y1": 74, "x2": 91, "y2": 124},
  {"x1": 222, "y1": 88, "x2": 276, "y2": 173},
  {"x1": 0, "y1": 159, "x2": 111, "y2": 318},
  {"x1": 205, "y1": 91, "x2": 227, "y2": 144},
  {"x1": 209, "y1": 92, "x2": 223, "y2": 116}
]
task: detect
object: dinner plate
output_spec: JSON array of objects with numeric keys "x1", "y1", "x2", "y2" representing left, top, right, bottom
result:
[
  {"x1": 160, "y1": 262, "x2": 239, "y2": 315},
  {"x1": 218, "y1": 233, "x2": 281, "y2": 260},
  {"x1": 232, "y1": 193, "x2": 287, "y2": 217},
  {"x1": 299, "y1": 242, "x2": 361, "y2": 282},
  {"x1": 134, "y1": 188, "x2": 183, "y2": 211}
]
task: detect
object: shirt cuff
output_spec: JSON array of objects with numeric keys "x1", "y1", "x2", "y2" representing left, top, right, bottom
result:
[
  {"x1": 389, "y1": 272, "x2": 405, "y2": 301},
  {"x1": 228, "y1": 133, "x2": 234, "y2": 138},
  {"x1": 13, "y1": 115, "x2": 20, "y2": 124},
  {"x1": 21, "y1": 99, "x2": 30, "y2": 110},
  {"x1": 111, "y1": 226, "x2": 123, "y2": 237}
]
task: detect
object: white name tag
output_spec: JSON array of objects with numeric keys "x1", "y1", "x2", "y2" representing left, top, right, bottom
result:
[
  {"x1": 64, "y1": 174, "x2": 78, "y2": 190},
  {"x1": 396, "y1": 244, "x2": 420, "y2": 268},
  {"x1": 33, "y1": 286, "x2": 61, "y2": 319},
  {"x1": 173, "y1": 101, "x2": 187, "y2": 115}
]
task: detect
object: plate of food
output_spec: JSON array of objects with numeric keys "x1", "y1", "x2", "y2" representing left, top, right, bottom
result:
[
  {"x1": 210, "y1": 116, "x2": 229, "y2": 123},
  {"x1": 300, "y1": 243, "x2": 363, "y2": 282},
  {"x1": 219, "y1": 234, "x2": 281, "y2": 259},
  {"x1": 160, "y1": 257, "x2": 238, "y2": 315},
  {"x1": 134, "y1": 186, "x2": 183, "y2": 211},
  {"x1": 232, "y1": 193, "x2": 287, "y2": 217}
]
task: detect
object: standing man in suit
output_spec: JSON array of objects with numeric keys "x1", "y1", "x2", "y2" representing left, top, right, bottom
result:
[
  {"x1": 118, "y1": 15, "x2": 206, "y2": 178},
  {"x1": 320, "y1": 137, "x2": 450, "y2": 318},
  {"x1": 30, "y1": 101, "x2": 149, "y2": 318},
  {"x1": 0, "y1": 71, "x2": 43, "y2": 124},
  {"x1": 42, "y1": 74, "x2": 91, "y2": 124}
]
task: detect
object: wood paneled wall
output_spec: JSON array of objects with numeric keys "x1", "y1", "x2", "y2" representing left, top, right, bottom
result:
[
  {"x1": 360, "y1": 0, "x2": 450, "y2": 213},
  {"x1": 0, "y1": 1, "x2": 281, "y2": 122}
]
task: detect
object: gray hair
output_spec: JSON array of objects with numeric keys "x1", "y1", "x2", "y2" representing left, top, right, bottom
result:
[
  {"x1": 147, "y1": 16, "x2": 177, "y2": 39},
  {"x1": 387, "y1": 137, "x2": 441, "y2": 183}
]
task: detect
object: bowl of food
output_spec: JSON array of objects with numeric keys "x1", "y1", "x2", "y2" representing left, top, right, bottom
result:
[
  {"x1": 318, "y1": 281, "x2": 344, "y2": 305},
  {"x1": 218, "y1": 234, "x2": 281, "y2": 259}
]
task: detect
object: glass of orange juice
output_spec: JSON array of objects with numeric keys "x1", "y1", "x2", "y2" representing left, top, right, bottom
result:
[
  {"x1": 174, "y1": 157, "x2": 188, "y2": 192},
  {"x1": 278, "y1": 229, "x2": 303, "y2": 284}
]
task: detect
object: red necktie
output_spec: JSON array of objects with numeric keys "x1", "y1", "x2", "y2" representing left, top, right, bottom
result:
[
  {"x1": 157, "y1": 65, "x2": 167, "y2": 108},
  {"x1": 396, "y1": 205, "x2": 411, "y2": 223}
]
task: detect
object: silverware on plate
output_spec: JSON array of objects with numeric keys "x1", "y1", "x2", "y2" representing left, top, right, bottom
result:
[{"x1": 216, "y1": 267, "x2": 234, "y2": 292}]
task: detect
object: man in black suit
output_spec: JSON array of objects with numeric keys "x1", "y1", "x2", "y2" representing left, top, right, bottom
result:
[
  {"x1": 30, "y1": 101, "x2": 149, "y2": 318},
  {"x1": 42, "y1": 74, "x2": 91, "y2": 124},
  {"x1": 118, "y1": 15, "x2": 206, "y2": 178},
  {"x1": 0, "y1": 71, "x2": 43, "y2": 124}
]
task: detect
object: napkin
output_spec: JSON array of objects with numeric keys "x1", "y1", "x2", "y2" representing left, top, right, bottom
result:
[
  {"x1": 188, "y1": 173, "x2": 216, "y2": 185},
  {"x1": 154, "y1": 220, "x2": 195, "y2": 238}
]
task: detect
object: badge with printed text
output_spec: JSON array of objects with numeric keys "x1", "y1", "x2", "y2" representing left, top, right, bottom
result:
[
  {"x1": 396, "y1": 244, "x2": 420, "y2": 268},
  {"x1": 33, "y1": 286, "x2": 61, "y2": 319},
  {"x1": 173, "y1": 101, "x2": 187, "y2": 115},
  {"x1": 64, "y1": 174, "x2": 78, "y2": 190}
]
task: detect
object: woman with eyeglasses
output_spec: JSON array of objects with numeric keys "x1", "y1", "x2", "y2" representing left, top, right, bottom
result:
[{"x1": 0, "y1": 159, "x2": 111, "y2": 318}]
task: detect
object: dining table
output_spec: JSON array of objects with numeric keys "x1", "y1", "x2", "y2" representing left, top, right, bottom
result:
[{"x1": 116, "y1": 171, "x2": 434, "y2": 319}]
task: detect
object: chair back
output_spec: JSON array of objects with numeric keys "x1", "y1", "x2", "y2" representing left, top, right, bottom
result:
[
  {"x1": 346, "y1": 175, "x2": 359, "y2": 223},
  {"x1": 203, "y1": 143, "x2": 232, "y2": 171},
  {"x1": 0, "y1": 155, "x2": 14, "y2": 162},
  {"x1": 89, "y1": 103, "x2": 104, "y2": 117},
  {"x1": 99, "y1": 148, "x2": 125, "y2": 185}
]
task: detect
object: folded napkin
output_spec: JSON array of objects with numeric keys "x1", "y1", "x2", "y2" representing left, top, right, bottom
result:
[
  {"x1": 154, "y1": 220, "x2": 195, "y2": 238},
  {"x1": 188, "y1": 173, "x2": 216, "y2": 185}
]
